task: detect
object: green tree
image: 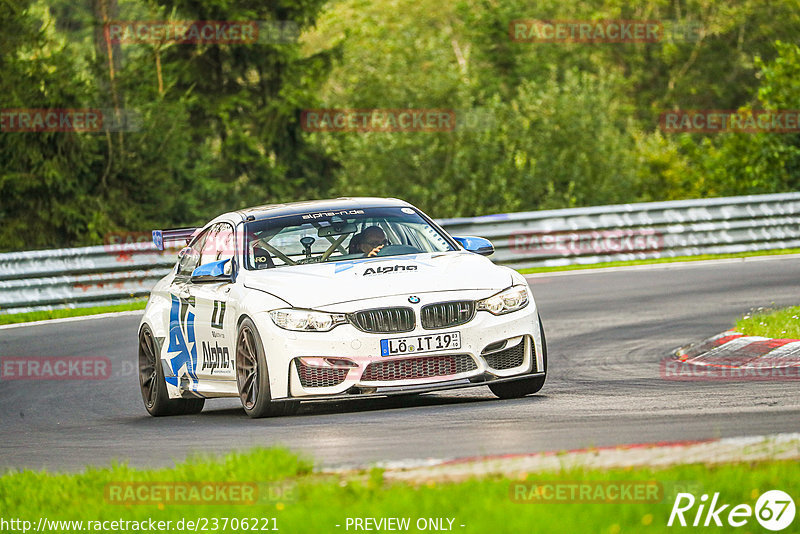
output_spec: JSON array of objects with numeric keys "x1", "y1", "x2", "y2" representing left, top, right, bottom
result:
[
  {"x1": 686, "y1": 41, "x2": 800, "y2": 197},
  {"x1": 0, "y1": 0, "x2": 102, "y2": 250},
  {"x1": 150, "y1": 0, "x2": 341, "y2": 209},
  {"x1": 0, "y1": 0, "x2": 339, "y2": 251}
]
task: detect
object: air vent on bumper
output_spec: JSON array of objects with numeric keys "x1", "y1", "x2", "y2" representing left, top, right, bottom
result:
[
  {"x1": 361, "y1": 354, "x2": 477, "y2": 381},
  {"x1": 483, "y1": 339, "x2": 526, "y2": 370},
  {"x1": 296, "y1": 360, "x2": 350, "y2": 388}
]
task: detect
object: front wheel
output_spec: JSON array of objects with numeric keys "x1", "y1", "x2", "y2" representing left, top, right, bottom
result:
[
  {"x1": 488, "y1": 318, "x2": 547, "y2": 399},
  {"x1": 138, "y1": 325, "x2": 204, "y2": 416},
  {"x1": 236, "y1": 317, "x2": 299, "y2": 418}
]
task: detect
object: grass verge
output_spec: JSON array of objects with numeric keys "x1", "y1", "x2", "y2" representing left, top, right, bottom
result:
[
  {"x1": 1, "y1": 448, "x2": 797, "y2": 533},
  {"x1": 518, "y1": 247, "x2": 800, "y2": 274},
  {"x1": 0, "y1": 300, "x2": 147, "y2": 326},
  {"x1": 736, "y1": 305, "x2": 800, "y2": 339}
]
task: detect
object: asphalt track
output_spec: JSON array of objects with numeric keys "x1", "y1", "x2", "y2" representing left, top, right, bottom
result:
[{"x1": 1, "y1": 256, "x2": 799, "y2": 472}]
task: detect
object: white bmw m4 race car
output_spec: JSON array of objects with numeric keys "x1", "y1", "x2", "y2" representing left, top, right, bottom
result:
[{"x1": 138, "y1": 198, "x2": 546, "y2": 418}]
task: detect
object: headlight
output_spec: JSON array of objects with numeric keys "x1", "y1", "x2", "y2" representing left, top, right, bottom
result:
[
  {"x1": 269, "y1": 309, "x2": 348, "y2": 332},
  {"x1": 476, "y1": 285, "x2": 529, "y2": 315}
]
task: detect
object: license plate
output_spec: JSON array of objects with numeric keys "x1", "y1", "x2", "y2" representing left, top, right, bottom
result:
[{"x1": 380, "y1": 332, "x2": 461, "y2": 356}]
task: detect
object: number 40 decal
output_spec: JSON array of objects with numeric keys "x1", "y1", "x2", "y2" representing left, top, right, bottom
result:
[{"x1": 211, "y1": 301, "x2": 226, "y2": 329}]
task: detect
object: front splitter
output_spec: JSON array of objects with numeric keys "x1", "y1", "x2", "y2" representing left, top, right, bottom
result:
[{"x1": 291, "y1": 371, "x2": 546, "y2": 402}]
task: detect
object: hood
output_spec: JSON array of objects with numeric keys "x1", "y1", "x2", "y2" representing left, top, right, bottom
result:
[{"x1": 242, "y1": 252, "x2": 513, "y2": 308}]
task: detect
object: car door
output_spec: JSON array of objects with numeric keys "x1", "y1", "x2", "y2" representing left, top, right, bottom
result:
[
  {"x1": 190, "y1": 222, "x2": 237, "y2": 381},
  {"x1": 163, "y1": 227, "x2": 210, "y2": 391}
]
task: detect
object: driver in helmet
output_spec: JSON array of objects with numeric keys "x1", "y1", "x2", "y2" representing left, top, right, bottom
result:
[{"x1": 356, "y1": 226, "x2": 388, "y2": 257}]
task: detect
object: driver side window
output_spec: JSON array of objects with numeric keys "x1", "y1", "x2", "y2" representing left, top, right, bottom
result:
[
  {"x1": 199, "y1": 223, "x2": 235, "y2": 267},
  {"x1": 176, "y1": 228, "x2": 210, "y2": 277}
]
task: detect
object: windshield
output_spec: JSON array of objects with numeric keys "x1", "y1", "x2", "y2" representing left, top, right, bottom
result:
[{"x1": 243, "y1": 207, "x2": 455, "y2": 269}]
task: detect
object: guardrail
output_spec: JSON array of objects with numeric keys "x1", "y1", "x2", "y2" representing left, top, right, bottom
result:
[
  {"x1": 438, "y1": 192, "x2": 800, "y2": 268},
  {"x1": 2, "y1": 192, "x2": 799, "y2": 314},
  {"x1": 0, "y1": 242, "x2": 175, "y2": 315}
]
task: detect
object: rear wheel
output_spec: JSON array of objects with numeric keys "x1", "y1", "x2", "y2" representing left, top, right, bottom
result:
[
  {"x1": 138, "y1": 325, "x2": 204, "y2": 416},
  {"x1": 236, "y1": 318, "x2": 299, "y2": 418},
  {"x1": 488, "y1": 317, "x2": 547, "y2": 399}
]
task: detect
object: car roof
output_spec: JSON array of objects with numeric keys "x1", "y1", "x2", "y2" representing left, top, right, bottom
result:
[{"x1": 234, "y1": 197, "x2": 413, "y2": 221}]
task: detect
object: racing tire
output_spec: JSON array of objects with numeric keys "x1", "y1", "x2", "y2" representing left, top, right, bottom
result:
[
  {"x1": 236, "y1": 317, "x2": 300, "y2": 418},
  {"x1": 138, "y1": 325, "x2": 205, "y2": 416},
  {"x1": 488, "y1": 317, "x2": 547, "y2": 399}
]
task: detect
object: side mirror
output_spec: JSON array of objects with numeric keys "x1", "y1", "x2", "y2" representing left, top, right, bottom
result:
[
  {"x1": 176, "y1": 247, "x2": 200, "y2": 275},
  {"x1": 191, "y1": 259, "x2": 232, "y2": 283},
  {"x1": 453, "y1": 236, "x2": 494, "y2": 256}
]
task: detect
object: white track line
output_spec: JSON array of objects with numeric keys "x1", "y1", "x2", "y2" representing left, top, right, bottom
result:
[
  {"x1": 0, "y1": 309, "x2": 144, "y2": 330},
  {"x1": 525, "y1": 253, "x2": 800, "y2": 278}
]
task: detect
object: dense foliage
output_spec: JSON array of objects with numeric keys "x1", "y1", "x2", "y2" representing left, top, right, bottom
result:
[{"x1": 1, "y1": 0, "x2": 798, "y2": 250}]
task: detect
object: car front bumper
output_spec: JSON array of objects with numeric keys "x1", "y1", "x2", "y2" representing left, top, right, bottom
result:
[{"x1": 253, "y1": 289, "x2": 545, "y2": 399}]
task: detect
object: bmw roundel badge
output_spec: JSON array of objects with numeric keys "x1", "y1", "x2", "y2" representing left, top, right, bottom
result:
[{"x1": 408, "y1": 296, "x2": 420, "y2": 304}]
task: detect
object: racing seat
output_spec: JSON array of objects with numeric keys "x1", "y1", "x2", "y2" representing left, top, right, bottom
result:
[{"x1": 253, "y1": 246, "x2": 275, "y2": 269}]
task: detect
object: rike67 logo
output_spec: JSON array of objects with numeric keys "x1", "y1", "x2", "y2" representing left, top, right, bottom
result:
[{"x1": 668, "y1": 490, "x2": 795, "y2": 531}]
